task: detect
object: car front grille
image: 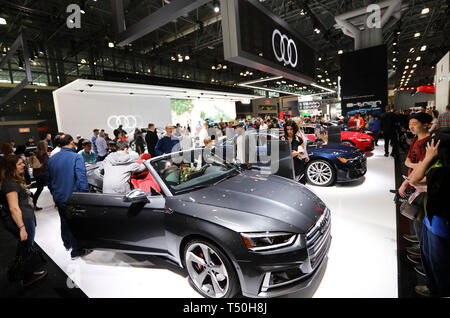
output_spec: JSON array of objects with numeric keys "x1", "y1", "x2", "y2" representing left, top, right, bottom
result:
[
  {"x1": 258, "y1": 208, "x2": 332, "y2": 296},
  {"x1": 306, "y1": 207, "x2": 331, "y2": 269}
]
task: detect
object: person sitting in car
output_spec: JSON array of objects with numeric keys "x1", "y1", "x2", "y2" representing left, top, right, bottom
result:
[
  {"x1": 78, "y1": 140, "x2": 97, "y2": 166},
  {"x1": 99, "y1": 140, "x2": 146, "y2": 194}
]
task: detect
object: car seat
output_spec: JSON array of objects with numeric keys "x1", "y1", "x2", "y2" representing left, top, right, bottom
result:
[{"x1": 131, "y1": 153, "x2": 161, "y2": 193}]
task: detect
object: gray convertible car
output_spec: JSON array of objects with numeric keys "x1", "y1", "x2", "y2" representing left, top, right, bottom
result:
[{"x1": 65, "y1": 147, "x2": 331, "y2": 298}]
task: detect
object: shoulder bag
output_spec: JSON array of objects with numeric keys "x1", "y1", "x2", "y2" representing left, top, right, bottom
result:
[{"x1": 399, "y1": 190, "x2": 425, "y2": 220}]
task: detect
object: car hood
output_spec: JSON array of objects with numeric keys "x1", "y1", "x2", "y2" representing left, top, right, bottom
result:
[
  {"x1": 307, "y1": 142, "x2": 363, "y2": 157},
  {"x1": 175, "y1": 171, "x2": 327, "y2": 233},
  {"x1": 342, "y1": 131, "x2": 372, "y2": 139}
]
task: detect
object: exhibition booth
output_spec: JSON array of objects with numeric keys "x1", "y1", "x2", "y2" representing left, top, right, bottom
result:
[
  {"x1": 6, "y1": 0, "x2": 449, "y2": 301},
  {"x1": 53, "y1": 79, "x2": 257, "y2": 139}
]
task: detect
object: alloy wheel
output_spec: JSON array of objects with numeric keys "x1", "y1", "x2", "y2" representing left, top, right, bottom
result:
[
  {"x1": 185, "y1": 242, "x2": 230, "y2": 298},
  {"x1": 307, "y1": 161, "x2": 333, "y2": 186}
]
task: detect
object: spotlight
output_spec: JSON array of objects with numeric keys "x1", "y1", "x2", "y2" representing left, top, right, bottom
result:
[
  {"x1": 213, "y1": 1, "x2": 220, "y2": 13},
  {"x1": 421, "y1": 8, "x2": 430, "y2": 14},
  {"x1": 0, "y1": 17, "x2": 7, "y2": 25},
  {"x1": 108, "y1": 42, "x2": 114, "y2": 48},
  {"x1": 184, "y1": 55, "x2": 190, "y2": 60}
]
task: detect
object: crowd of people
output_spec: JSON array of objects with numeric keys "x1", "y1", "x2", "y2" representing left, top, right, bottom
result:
[
  {"x1": 0, "y1": 104, "x2": 449, "y2": 294},
  {"x1": 393, "y1": 104, "x2": 450, "y2": 298}
]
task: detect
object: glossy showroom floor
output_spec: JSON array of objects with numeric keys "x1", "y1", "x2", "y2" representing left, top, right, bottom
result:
[{"x1": 33, "y1": 142, "x2": 397, "y2": 298}]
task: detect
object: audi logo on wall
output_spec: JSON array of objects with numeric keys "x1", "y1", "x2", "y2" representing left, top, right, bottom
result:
[
  {"x1": 272, "y1": 29, "x2": 298, "y2": 68},
  {"x1": 107, "y1": 115, "x2": 144, "y2": 130}
]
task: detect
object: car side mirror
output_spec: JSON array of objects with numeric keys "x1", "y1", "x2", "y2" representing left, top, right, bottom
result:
[{"x1": 123, "y1": 189, "x2": 150, "y2": 204}]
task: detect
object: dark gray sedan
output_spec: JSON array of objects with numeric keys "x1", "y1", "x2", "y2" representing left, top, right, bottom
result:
[{"x1": 65, "y1": 148, "x2": 331, "y2": 298}]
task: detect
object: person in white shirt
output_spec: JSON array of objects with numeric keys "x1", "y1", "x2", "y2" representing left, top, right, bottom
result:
[
  {"x1": 50, "y1": 134, "x2": 62, "y2": 157},
  {"x1": 260, "y1": 120, "x2": 268, "y2": 131},
  {"x1": 197, "y1": 123, "x2": 209, "y2": 147}
]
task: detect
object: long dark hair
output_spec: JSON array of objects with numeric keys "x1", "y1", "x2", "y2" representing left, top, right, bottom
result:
[
  {"x1": 283, "y1": 120, "x2": 299, "y2": 137},
  {"x1": 0, "y1": 154, "x2": 25, "y2": 187},
  {"x1": 36, "y1": 140, "x2": 48, "y2": 155}
]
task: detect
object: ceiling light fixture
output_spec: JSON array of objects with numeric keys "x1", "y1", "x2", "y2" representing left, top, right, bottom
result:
[
  {"x1": 421, "y1": 8, "x2": 430, "y2": 14},
  {"x1": 414, "y1": 32, "x2": 421, "y2": 38},
  {"x1": 0, "y1": 17, "x2": 6, "y2": 25},
  {"x1": 213, "y1": 1, "x2": 220, "y2": 13},
  {"x1": 338, "y1": 50, "x2": 343, "y2": 54},
  {"x1": 420, "y1": 45, "x2": 427, "y2": 51}
]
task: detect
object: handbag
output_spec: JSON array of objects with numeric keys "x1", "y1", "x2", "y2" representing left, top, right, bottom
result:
[
  {"x1": 29, "y1": 154, "x2": 43, "y2": 169},
  {"x1": 399, "y1": 190, "x2": 425, "y2": 220}
]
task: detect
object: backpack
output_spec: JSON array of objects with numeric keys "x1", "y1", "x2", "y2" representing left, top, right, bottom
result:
[{"x1": 29, "y1": 154, "x2": 43, "y2": 169}]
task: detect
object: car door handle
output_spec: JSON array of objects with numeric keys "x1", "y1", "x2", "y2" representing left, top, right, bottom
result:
[{"x1": 73, "y1": 208, "x2": 87, "y2": 214}]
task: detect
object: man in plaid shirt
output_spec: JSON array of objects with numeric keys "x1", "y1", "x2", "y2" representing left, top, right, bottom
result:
[{"x1": 437, "y1": 104, "x2": 450, "y2": 133}]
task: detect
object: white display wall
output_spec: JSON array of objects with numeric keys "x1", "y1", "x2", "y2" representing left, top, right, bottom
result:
[
  {"x1": 435, "y1": 51, "x2": 449, "y2": 114},
  {"x1": 53, "y1": 80, "x2": 171, "y2": 140}
]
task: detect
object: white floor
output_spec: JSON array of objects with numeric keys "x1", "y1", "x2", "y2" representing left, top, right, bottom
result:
[{"x1": 33, "y1": 141, "x2": 398, "y2": 298}]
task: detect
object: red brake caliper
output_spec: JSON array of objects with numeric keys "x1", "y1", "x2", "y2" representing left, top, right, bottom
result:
[{"x1": 197, "y1": 252, "x2": 204, "y2": 270}]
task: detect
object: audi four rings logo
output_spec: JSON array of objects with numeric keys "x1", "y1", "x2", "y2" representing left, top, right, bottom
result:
[
  {"x1": 107, "y1": 115, "x2": 143, "y2": 130},
  {"x1": 272, "y1": 29, "x2": 298, "y2": 68}
]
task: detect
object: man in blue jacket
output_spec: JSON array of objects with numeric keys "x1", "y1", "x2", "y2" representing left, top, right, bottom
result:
[
  {"x1": 155, "y1": 125, "x2": 180, "y2": 156},
  {"x1": 46, "y1": 134, "x2": 91, "y2": 259}
]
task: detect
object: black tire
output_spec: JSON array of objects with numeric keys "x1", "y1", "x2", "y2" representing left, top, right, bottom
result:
[
  {"x1": 306, "y1": 159, "x2": 336, "y2": 187},
  {"x1": 183, "y1": 239, "x2": 240, "y2": 298}
]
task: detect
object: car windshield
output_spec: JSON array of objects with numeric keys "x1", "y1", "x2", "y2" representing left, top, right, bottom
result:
[{"x1": 150, "y1": 148, "x2": 240, "y2": 195}]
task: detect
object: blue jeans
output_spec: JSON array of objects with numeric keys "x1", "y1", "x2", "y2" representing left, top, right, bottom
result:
[
  {"x1": 57, "y1": 205, "x2": 82, "y2": 257},
  {"x1": 420, "y1": 225, "x2": 450, "y2": 296},
  {"x1": 17, "y1": 218, "x2": 36, "y2": 258}
]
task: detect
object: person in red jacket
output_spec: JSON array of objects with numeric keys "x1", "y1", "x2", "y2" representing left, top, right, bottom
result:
[{"x1": 348, "y1": 112, "x2": 365, "y2": 131}]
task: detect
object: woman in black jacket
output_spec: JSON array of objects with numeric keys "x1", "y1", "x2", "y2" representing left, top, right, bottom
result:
[{"x1": 280, "y1": 121, "x2": 308, "y2": 184}]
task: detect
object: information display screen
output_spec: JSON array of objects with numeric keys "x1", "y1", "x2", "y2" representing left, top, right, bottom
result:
[
  {"x1": 237, "y1": 0, "x2": 315, "y2": 79},
  {"x1": 340, "y1": 45, "x2": 387, "y2": 116},
  {"x1": 222, "y1": 0, "x2": 315, "y2": 84}
]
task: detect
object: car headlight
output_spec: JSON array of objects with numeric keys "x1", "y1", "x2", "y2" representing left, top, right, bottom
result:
[
  {"x1": 240, "y1": 232, "x2": 297, "y2": 251},
  {"x1": 338, "y1": 156, "x2": 359, "y2": 163},
  {"x1": 356, "y1": 138, "x2": 371, "y2": 142}
]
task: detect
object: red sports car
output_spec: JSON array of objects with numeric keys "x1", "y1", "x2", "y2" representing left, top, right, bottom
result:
[{"x1": 300, "y1": 124, "x2": 374, "y2": 153}]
